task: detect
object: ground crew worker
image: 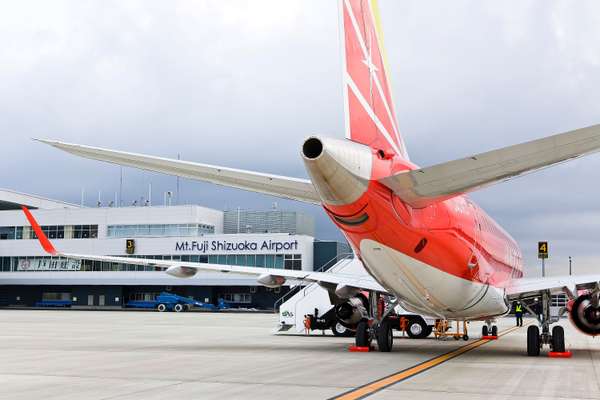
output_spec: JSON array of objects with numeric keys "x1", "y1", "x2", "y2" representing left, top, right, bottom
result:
[
  {"x1": 303, "y1": 314, "x2": 311, "y2": 334},
  {"x1": 515, "y1": 301, "x2": 523, "y2": 327}
]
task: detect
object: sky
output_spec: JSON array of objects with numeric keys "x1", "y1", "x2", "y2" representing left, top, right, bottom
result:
[{"x1": 1, "y1": 1, "x2": 600, "y2": 277}]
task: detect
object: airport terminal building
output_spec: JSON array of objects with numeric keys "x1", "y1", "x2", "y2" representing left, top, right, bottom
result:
[{"x1": 0, "y1": 189, "x2": 350, "y2": 309}]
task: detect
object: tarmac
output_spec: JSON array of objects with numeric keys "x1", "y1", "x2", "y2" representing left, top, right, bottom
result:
[{"x1": 0, "y1": 310, "x2": 598, "y2": 400}]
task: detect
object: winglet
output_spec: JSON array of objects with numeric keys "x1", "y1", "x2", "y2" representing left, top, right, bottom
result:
[{"x1": 21, "y1": 206, "x2": 57, "y2": 255}]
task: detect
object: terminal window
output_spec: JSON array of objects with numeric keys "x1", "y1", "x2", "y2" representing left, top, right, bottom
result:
[
  {"x1": 72, "y1": 225, "x2": 98, "y2": 239},
  {"x1": 4, "y1": 253, "x2": 302, "y2": 273},
  {"x1": 551, "y1": 294, "x2": 567, "y2": 307},
  {"x1": 42, "y1": 292, "x2": 71, "y2": 301},
  {"x1": 284, "y1": 254, "x2": 302, "y2": 270},
  {"x1": 0, "y1": 226, "x2": 23, "y2": 240},
  {"x1": 0, "y1": 257, "x2": 11, "y2": 272},
  {"x1": 222, "y1": 293, "x2": 251, "y2": 304},
  {"x1": 31, "y1": 225, "x2": 65, "y2": 240},
  {"x1": 107, "y1": 224, "x2": 214, "y2": 238},
  {"x1": 41, "y1": 225, "x2": 65, "y2": 239},
  {"x1": 129, "y1": 292, "x2": 161, "y2": 301},
  {"x1": 3, "y1": 225, "x2": 97, "y2": 240}
]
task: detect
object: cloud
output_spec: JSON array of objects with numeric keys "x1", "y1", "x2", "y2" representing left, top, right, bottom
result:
[{"x1": 1, "y1": 1, "x2": 600, "y2": 272}]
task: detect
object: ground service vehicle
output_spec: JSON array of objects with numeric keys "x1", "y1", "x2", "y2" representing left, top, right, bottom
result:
[{"x1": 125, "y1": 292, "x2": 228, "y2": 312}]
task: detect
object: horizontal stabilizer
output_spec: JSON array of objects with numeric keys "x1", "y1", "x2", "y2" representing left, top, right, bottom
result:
[
  {"x1": 380, "y1": 124, "x2": 600, "y2": 208},
  {"x1": 35, "y1": 139, "x2": 321, "y2": 204}
]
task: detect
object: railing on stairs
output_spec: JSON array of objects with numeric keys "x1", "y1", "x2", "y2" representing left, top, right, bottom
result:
[{"x1": 273, "y1": 252, "x2": 354, "y2": 311}]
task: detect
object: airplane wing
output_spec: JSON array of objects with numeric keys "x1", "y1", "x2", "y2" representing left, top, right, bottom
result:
[
  {"x1": 21, "y1": 206, "x2": 386, "y2": 294},
  {"x1": 379, "y1": 124, "x2": 600, "y2": 208},
  {"x1": 506, "y1": 275, "x2": 600, "y2": 299},
  {"x1": 34, "y1": 139, "x2": 321, "y2": 205}
]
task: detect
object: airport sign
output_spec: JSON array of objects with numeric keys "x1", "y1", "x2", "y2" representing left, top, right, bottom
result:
[{"x1": 538, "y1": 241, "x2": 548, "y2": 259}]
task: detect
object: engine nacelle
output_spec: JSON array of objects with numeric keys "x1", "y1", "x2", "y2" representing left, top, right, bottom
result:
[
  {"x1": 257, "y1": 274, "x2": 286, "y2": 288},
  {"x1": 568, "y1": 294, "x2": 600, "y2": 336},
  {"x1": 334, "y1": 296, "x2": 368, "y2": 327},
  {"x1": 335, "y1": 284, "x2": 362, "y2": 299},
  {"x1": 165, "y1": 265, "x2": 197, "y2": 278}
]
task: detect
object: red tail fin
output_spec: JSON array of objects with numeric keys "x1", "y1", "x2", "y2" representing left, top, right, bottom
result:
[
  {"x1": 21, "y1": 206, "x2": 57, "y2": 255},
  {"x1": 340, "y1": 0, "x2": 408, "y2": 160}
]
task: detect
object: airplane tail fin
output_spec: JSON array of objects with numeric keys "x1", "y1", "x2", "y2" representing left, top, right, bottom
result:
[
  {"x1": 340, "y1": 0, "x2": 408, "y2": 160},
  {"x1": 21, "y1": 206, "x2": 58, "y2": 256}
]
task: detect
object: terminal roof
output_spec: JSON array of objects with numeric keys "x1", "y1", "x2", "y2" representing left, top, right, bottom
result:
[{"x1": 0, "y1": 188, "x2": 80, "y2": 211}]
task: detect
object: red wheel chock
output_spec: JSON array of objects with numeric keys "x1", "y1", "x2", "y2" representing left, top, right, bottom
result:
[
  {"x1": 482, "y1": 335, "x2": 498, "y2": 340},
  {"x1": 348, "y1": 346, "x2": 371, "y2": 352},
  {"x1": 548, "y1": 351, "x2": 572, "y2": 358}
]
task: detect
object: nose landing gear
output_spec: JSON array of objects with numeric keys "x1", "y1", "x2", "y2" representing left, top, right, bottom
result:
[
  {"x1": 482, "y1": 320, "x2": 498, "y2": 337},
  {"x1": 522, "y1": 290, "x2": 566, "y2": 356}
]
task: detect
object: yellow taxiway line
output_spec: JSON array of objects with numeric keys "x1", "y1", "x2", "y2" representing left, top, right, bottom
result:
[{"x1": 330, "y1": 324, "x2": 524, "y2": 400}]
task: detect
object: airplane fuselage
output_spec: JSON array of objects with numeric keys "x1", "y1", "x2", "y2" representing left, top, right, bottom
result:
[{"x1": 312, "y1": 143, "x2": 523, "y2": 320}]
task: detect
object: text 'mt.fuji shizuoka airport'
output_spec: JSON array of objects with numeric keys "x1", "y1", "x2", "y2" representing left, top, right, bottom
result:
[{"x1": 0, "y1": 189, "x2": 350, "y2": 309}]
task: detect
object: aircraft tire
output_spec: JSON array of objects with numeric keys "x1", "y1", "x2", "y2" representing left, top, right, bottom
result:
[
  {"x1": 157, "y1": 303, "x2": 167, "y2": 312},
  {"x1": 552, "y1": 326, "x2": 565, "y2": 353},
  {"x1": 482, "y1": 325, "x2": 488, "y2": 336},
  {"x1": 527, "y1": 325, "x2": 540, "y2": 356},
  {"x1": 173, "y1": 303, "x2": 184, "y2": 313},
  {"x1": 376, "y1": 319, "x2": 393, "y2": 352},
  {"x1": 491, "y1": 325, "x2": 498, "y2": 336}
]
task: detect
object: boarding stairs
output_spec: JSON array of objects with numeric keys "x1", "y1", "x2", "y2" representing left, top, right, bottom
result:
[{"x1": 273, "y1": 253, "x2": 370, "y2": 334}]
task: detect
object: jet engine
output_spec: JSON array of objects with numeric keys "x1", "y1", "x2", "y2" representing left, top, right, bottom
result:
[
  {"x1": 165, "y1": 265, "x2": 197, "y2": 278},
  {"x1": 568, "y1": 294, "x2": 600, "y2": 336},
  {"x1": 334, "y1": 295, "x2": 369, "y2": 328}
]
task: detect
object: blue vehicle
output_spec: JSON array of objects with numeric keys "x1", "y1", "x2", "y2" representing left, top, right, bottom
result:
[
  {"x1": 125, "y1": 292, "x2": 229, "y2": 312},
  {"x1": 35, "y1": 300, "x2": 72, "y2": 308}
]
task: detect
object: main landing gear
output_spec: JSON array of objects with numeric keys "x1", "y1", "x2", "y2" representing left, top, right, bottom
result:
[
  {"x1": 354, "y1": 293, "x2": 397, "y2": 352},
  {"x1": 522, "y1": 290, "x2": 566, "y2": 356}
]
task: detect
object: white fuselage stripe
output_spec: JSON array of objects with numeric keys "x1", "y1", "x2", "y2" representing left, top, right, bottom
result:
[
  {"x1": 346, "y1": 73, "x2": 402, "y2": 155},
  {"x1": 360, "y1": 239, "x2": 509, "y2": 319}
]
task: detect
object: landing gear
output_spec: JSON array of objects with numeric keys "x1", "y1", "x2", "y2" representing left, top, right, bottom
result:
[
  {"x1": 552, "y1": 326, "x2": 565, "y2": 353},
  {"x1": 352, "y1": 292, "x2": 400, "y2": 351},
  {"x1": 522, "y1": 290, "x2": 567, "y2": 356},
  {"x1": 376, "y1": 319, "x2": 393, "y2": 352},
  {"x1": 482, "y1": 320, "x2": 498, "y2": 337},
  {"x1": 527, "y1": 325, "x2": 540, "y2": 356}
]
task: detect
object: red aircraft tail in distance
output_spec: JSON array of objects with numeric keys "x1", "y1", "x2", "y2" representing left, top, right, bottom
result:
[{"x1": 21, "y1": 206, "x2": 57, "y2": 256}]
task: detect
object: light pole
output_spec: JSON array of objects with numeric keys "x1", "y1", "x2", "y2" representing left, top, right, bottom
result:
[{"x1": 569, "y1": 256, "x2": 572, "y2": 276}]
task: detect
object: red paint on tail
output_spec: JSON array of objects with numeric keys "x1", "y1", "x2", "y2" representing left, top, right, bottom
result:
[
  {"x1": 21, "y1": 206, "x2": 57, "y2": 255},
  {"x1": 341, "y1": 0, "x2": 408, "y2": 160}
]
